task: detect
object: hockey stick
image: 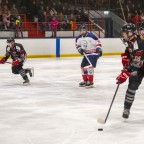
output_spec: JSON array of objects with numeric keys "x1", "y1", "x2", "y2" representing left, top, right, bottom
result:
[
  {"x1": 97, "y1": 84, "x2": 120, "y2": 124},
  {"x1": 6, "y1": 62, "x2": 11, "y2": 64},
  {"x1": 83, "y1": 52, "x2": 92, "y2": 66}
]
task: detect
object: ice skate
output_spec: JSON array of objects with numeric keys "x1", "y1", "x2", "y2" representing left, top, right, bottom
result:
[
  {"x1": 27, "y1": 67, "x2": 34, "y2": 77},
  {"x1": 122, "y1": 108, "x2": 130, "y2": 119},
  {"x1": 23, "y1": 78, "x2": 30, "y2": 86},
  {"x1": 79, "y1": 81, "x2": 86, "y2": 87},
  {"x1": 85, "y1": 81, "x2": 93, "y2": 88}
]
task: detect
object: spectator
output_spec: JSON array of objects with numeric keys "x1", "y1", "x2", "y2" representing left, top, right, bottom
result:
[
  {"x1": 2, "y1": 10, "x2": 10, "y2": 30},
  {"x1": 50, "y1": 16, "x2": 59, "y2": 37},
  {"x1": 140, "y1": 12, "x2": 144, "y2": 21},
  {"x1": 2, "y1": 5, "x2": 9, "y2": 14},
  {"x1": 30, "y1": 0, "x2": 38, "y2": 20},
  {"x1": 11, "y1": 15, "x2": 23, "y2": 37},
  {"x1": 10, "y1": 3, "x2": 18, "y2": 15},
  {"x1": 62, "y1": 15, "x2": 71, "y2": 30},
  {"x1": 133, "y1": 13, "x2": 142, "y2": 26}
]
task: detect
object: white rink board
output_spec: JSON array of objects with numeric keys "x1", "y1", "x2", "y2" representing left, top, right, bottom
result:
[{"x1": 0, "y1": 38, "x2": 126, "y2": 57}]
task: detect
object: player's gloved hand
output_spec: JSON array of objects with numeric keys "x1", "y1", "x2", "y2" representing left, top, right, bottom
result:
[
  {"x1": 78, "y1": 47, "x2": 85, "y2": 55},
  {"x1": 96, "y1": 47, "x2": 102, "y2": 57},
  {"x1": 12, "y1": 59, "x2": 20, "y2": 66},
  {"x1": 116, "y1": 70, "x2": 131, "y2": 84},
  {"x1": 121, "y1": 53, "x2": 130, "y2": 67},
  {"x1": 0, "y1": 57, "x2": 6, "y2": 64}
]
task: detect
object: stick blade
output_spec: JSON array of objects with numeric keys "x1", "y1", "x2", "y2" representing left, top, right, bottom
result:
[{"x1": 97, "y1": 118, "x2": 105, "y2": 124}]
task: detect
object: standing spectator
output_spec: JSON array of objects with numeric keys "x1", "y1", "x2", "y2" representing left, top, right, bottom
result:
[
  {"x1": 2, "y1": 10, "x2": 10, "y2": 30},
  {"x1": 38, "y1": 5, "x2": 46, "y2": 30},
  {"x1": 30, "y1": 0, "x2": 38, "y2": 21},
  {"x1": 50, "y1": 16, "x2": 59, "y2": 37},
  {"x1": 11, "y1": 15, "x2": 23, "y2": 37}
]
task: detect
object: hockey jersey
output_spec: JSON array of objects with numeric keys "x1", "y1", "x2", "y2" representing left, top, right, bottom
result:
[
  {"x1": 76, "y1": 32, "x2": 102, "y2": 55},
  {"x1": 4, "y1": 43, "x2": 27, "y2": 63}
]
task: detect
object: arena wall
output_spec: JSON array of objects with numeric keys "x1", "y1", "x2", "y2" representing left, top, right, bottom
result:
[{"x1": 0, "y1": 38, "x2": 125, "y2": 58}]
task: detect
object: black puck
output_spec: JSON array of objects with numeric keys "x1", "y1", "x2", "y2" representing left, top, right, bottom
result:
[{"x1": 98, "y1": 128, "x2": 103, "y2": 131}]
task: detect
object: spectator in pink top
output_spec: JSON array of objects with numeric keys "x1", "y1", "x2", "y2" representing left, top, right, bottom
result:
[{"x1": 50, "y1": 16, "x2": 59, "y2": 37}]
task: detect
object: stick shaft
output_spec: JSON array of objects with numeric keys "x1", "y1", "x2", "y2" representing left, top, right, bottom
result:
[
  {"x1": 6, "y1": 62, "x2": 11, "y2": 64},
  {"x1": 104, "y1": 84, "x2": 120, "y2": 123},
  {"x1": 83, "y1": 52, "x2": 92, "y2": 66}
]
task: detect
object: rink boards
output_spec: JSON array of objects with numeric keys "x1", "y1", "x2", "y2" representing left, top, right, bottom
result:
[{"x1": 0, "y1": 38, "x2": 126, "y2": 58}]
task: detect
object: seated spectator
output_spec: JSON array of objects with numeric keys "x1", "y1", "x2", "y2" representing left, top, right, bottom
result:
[
  {"x1": 133, "y1": 13, "x2": 142, "y2": 27},
  {"x1": 61, "y1": 15, "x2": 71, "y2": 30},
  {"x1": 10, "y1": 3, "x2": 18, "y2": 15},
  {"x1": 2, "y1": 5, "x2": 9, "y2": 14},
  {"x1": 140, "y1": 12, "x2": 144, "y2": 22},
  {"x1": 69, "y1": 13, "x2": 77, "y2": 30}
]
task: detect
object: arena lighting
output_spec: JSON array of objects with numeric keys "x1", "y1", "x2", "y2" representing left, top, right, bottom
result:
[{"x1": 104, "y1": 11, "x2": 109, "y2": 15}]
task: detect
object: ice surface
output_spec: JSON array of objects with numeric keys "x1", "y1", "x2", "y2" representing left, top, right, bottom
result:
[{"x1": 0, "y1": 56, "x2": 144, "y2": 144}]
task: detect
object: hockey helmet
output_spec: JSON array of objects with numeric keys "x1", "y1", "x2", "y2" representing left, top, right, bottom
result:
[
  {"x1": 121, "y1": 23, "x2": 136, "y2": 33},
  {"x1": 121, "y1": 23, "x2": 136, "y2": 42},
  {"x1": 79, "y1": 24, "x2": 88, "y2": 31},
  {"x1": 139, "y1": 21, "x2": 144, "y2": 30},
  {"x1": 7, "y1": 37, "x2": 15, "y2": 43},
  {"x1": 138, "y1": 21, "x2": 144, "y2": 39}
]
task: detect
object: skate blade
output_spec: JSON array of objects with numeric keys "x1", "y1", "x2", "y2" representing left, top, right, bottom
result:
[
  {"x1": 23, "y1": 82, "x2": 30, "y2": 86},
  {"x1": 31, "y1": 67, "x2": 34, "y2": 77},
  {"x1": 85, "y1": 85, "x2": 93, "y2": 88},
  {"x1": 79, "y1": 85, "x2": 86, "y2": 87}
]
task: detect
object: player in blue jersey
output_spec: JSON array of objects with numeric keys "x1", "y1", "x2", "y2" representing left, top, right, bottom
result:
[{"x1": 76, "y1": 24, "x2": 102, "y2": 88}]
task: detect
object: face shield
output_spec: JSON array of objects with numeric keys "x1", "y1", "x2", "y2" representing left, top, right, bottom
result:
[{"x1": 121, "y1": 30, "x2": 135, "y2": 42}]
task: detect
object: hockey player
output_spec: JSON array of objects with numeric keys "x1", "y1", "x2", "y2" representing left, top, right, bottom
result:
[
  {"x1": 116, "y1": 23, "x2": 144, "y2": 119},
  {"x1": 0, "y1": 38, "x2": 33, "y2": 85},
  {"x1": 76, "y1": 24, "x2": 102, "y2": 88}
]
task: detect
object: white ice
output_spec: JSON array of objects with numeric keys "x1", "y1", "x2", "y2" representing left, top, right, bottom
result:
[{"x1": 0, "y1": 56, "x2": 144, "y2": 144}]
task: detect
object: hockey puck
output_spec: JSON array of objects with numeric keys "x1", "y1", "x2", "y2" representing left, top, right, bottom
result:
[{"x1": 98, "y1": 128, "x2": 103, "y2": 131}]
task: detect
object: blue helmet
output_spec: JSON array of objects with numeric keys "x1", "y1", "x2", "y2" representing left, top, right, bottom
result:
[{"x1": 79, "y1": 24, "x2": 88, "y2": 31}]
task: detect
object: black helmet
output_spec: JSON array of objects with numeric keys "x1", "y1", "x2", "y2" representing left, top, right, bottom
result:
[
  {"x1": 121, "y1": 23, "x2": 136, "y2": 33},
  {"x1": 139, "y1": 21, "x2": 144, "y2": 30},
  {"x1": 79, "y1": 24, "x2": 87, "y2": 31},
  {"x1": 7, "y1": 37, "x2": 15, "y2": 43}
]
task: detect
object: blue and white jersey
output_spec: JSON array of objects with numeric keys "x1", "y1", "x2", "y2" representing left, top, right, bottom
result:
[{"x1": 75, "y1": 32, "x2": 102, "y2": 55}]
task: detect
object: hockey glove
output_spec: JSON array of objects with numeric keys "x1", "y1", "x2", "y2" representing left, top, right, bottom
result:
[
  {"x1": 12, "y1": 59, "x2": 20, "y2": 66},
  {"x1": 78, "y1": 47, "x2": 85, "y2": 55},
  {"x1": 0, "y1": 57, "x2": 6, "y2": 64},
  {"x1": 96, "y1": 47, "x2": 102, "y2": 57},
  {"x1": 121, "y1": 53, "x2": 130, "y2": 67},
  {"x1": 116, "y1": 70, "x2": 131, "y2": 84}
]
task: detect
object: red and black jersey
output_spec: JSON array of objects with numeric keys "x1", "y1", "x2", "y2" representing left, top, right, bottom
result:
[
  {"x1": 125, "y1": 36, "x2": 144, "y2": 72},
  {"x1": 4, "y1": 43, "x2": 27, "y2": 62}
]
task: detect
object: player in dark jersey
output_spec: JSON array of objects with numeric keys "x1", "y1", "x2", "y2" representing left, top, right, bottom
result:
[
  {"x1": 0, "y1": 38, "x2": 34, "y2": 85},
  {"x1": 116, "y1": 23, "x2": 144, "y2": 119}
]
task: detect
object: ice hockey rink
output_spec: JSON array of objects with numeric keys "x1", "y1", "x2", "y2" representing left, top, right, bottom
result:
[{"x1": 0, "y1": 56, "x2": 144, "y2": 144}]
